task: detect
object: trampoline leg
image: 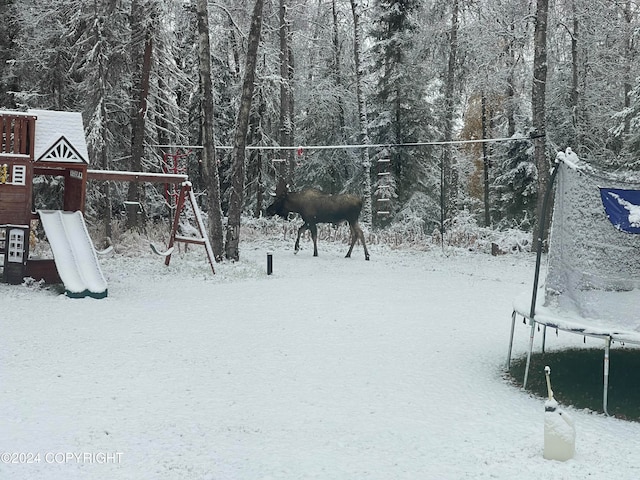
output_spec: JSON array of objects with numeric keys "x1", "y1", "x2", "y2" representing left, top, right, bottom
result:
[
  {"x1": 603, "y1": 337, "x2": 611, "y2": 416},
  {"x1": 542, "y1": 325, "x2": 547, "y2": 354},
  {"x1": 506, "y1": 311, "x2": 517, "y2": 369},
  {"x1": 523, "y1": 319, "x2": 536, "y2": 389}
]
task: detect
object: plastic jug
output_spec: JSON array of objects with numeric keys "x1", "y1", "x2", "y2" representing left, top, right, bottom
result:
[
  {"x1": 543, "y1": 366, "x2": 575, "y2": 461},
  {"x1": 544, "y1": 398, "x2": 575, "y2": 461}
]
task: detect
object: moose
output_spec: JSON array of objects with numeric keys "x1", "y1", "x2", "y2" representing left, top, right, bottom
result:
[{"x1": 266, "y1": 183, "x2": 370, "y2": 260}]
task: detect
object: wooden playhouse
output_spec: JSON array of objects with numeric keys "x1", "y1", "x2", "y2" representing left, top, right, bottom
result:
[{"x1": 0, "y1": 109, "x2": 106, "y2": 297}]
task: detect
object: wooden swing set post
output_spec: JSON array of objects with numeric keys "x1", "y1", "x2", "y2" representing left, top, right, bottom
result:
[
  {"x1": 86, "y1": 169, "x2": 215, "y2": 274},
  {"x1": 164, "y1": 182, "x2": 215, "y2": 274}
]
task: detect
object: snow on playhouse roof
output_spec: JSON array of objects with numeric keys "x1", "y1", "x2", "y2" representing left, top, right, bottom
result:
[{"x1": 29, "y1": 109, "x2": 89, "y2": 164}]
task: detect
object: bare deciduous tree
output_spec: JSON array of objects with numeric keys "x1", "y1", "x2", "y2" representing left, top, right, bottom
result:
[
  {"x1": 531, "y1": 0, "x2": 550, "y2": 251},
  {"x1": 279, "y1": 0, "x2": 294, "y2": 185},
  {"x1": 350, "y1": 0, "x2": 372, "y2": 226},
  {"x1": 441, "y1": 0, "x2": 460, "y2": 234},
  {"x1": 196, "y1": 0, "x2": 224, "y2": 261},
  {"x1": 127, "y1": 0, "x2": 154, "y2": 229},
  {"x1": 225, "y1": 0, "x2": 264, "y2": 261}
]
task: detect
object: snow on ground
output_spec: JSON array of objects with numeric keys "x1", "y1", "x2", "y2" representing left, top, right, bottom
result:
[{"x1": 2, "y1": 233, "x2": 640, "y2": 479}]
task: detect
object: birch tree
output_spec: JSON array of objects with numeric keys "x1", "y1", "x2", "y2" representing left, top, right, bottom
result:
[
  {"x1": 225, "y1": 0, "x2": 264, "y2": 261},
  {"x1": 279, "y1": 0, "x2": 294, "y2": 185},
  {"x1": 441, "y1": 0, "x2": 460, "y2": 233},
  {"x1": 350, "y1": 0, "x2": 372, "y2": 226}
]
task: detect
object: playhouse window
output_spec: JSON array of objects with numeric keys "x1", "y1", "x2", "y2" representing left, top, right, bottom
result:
[
  {"x1": 8, "y1": 229, "x2": 25, "y2": 263},
  {"x1": 12, "y1": 165, "x2": 26, "y2": 185}
]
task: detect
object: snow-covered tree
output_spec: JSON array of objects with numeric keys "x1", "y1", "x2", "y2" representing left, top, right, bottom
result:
[
  {"x1": 491, "y1": 138, "x2": 537, "y2": 229},
  {"x1": 225, "y1": 0, "x2": 264, "y2": 261},
  {"x1": 292, "y1": 0, "x2": 359, "y2": 194},
  {"x1": 531, "y1": 0, "x2": 549, "y2": 251},
  {"x1": 368, "y1": 0, "x2": 440, "y2": 228},
  {"x1": 10, "y1": 0, "x2": 87, "y2": 109},
  {"x1": 81, "y1": 0, "x2": 130, "y2": 240},
  {"x1": 0, "y1": 0, "x2": 18, "y2": 109},
  {"x1": 616, "y1": 79, "x2": 640, "y2": 168}
]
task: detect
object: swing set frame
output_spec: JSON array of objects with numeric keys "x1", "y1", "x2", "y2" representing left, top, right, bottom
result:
[{"x1": 87, "y1": 169, "x2": 215, "y2": 274}]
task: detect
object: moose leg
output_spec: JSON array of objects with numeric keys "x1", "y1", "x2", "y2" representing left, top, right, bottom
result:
[
  {"x1": 345, "y1": 223, "x2": 357, "y2": 258},
  {"x1": 359, "y1": 224, "x2": 370, "y2": 260},
  {"x1": 309, "y1": 223, "x2": 319, "y2": 256},
  {"x1": 295, "y1": 223, "x2": 308, "y2": 253},
  {"x1": 346, "y1": 222, "x2": 370, "y2": 260}
]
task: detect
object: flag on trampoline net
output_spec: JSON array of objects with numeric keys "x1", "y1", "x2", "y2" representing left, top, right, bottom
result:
[{"x1": 600, "y1": 188, "x2": 640, "y2": 234}]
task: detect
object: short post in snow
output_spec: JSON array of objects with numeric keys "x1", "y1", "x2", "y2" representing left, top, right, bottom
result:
[
  {"x1": 543, "y1": 366, "x2": 575, "y2": 461},
  {"x1": 267, "y1": 252, "x2": 273, "y2": 275}
]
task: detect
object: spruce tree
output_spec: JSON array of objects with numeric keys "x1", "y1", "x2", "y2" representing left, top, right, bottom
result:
[{"x1": 368, "y1": 0, "x2": 439, "y2": 228}]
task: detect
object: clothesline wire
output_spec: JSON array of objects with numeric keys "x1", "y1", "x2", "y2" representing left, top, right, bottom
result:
[{"x1": 152, "y1": 135, "x2": 535, "y2": 152}]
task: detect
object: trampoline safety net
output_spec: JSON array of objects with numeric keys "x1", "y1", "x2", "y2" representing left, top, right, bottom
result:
[{"x1": 545, "y1": 151, "x2": 640, "y2": 326}]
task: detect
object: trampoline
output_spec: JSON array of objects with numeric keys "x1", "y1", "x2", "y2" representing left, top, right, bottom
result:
[{"x1": 507, "y1": 148, "x2": 640, "y2": 415}]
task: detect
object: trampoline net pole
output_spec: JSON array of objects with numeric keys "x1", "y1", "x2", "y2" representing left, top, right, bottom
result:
[
  {"x1": 603, "y1": 337, "x2": 611, "y2": 416},
  {"x1": 523, "y1": 319, "x2": 536, "y2": 389},
  {"x1": 523, "y1": 161, "x2": 559, "y2": 390},
  {"x1": 506, "y1": 311, "x2": 517, "y2": 369}
]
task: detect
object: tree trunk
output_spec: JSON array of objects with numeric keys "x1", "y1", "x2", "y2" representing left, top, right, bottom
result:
[
  {"x1": 622, "y1": 0, "x2": 633, "y2": 136},
  {"x1": 505, "y1": 22, "x2": 517, "y2": 138},
  {"x1": 91, "y1": 0, "x2": 113, "y2": 243},
  {"x1": 249, "y1": 85, "x2": 266, "y2": 218},
  {"x1": 481, "y1": 92, "x2": 490, "y2": 227},
  {"x1": 196, "y1": 0, "x2": 224, "y2": 261},
  {"x1": 127, "y1": 0, "x2": 153, "y2": 230},
  {"x1": 225, "y1": 0, "x2": 264, "y2": 261},
  {"x1": 279, "y1": 0, "x2": 294, "y2": 185},
  {"x1": 250, "y1": 90, "x2": 266, "y2": 218},
  {"x1": 99, "y1": 75, "x2": 113, "y2": 244},
  {"x1": 531, "y1": 0, "x2": 550, "y2": 252},
  {"x1": 441, "y1": 0, "x2": 459, "y2": 234},
  {"x1": 331, "y1": 0, "x2": 345, "y2": 132},
  {"x1": 350, "y1": 0, "x2": 372, "y2": 226},
  {"x1": 569, "y1": 0, "x2": 581, "y2": 146}
]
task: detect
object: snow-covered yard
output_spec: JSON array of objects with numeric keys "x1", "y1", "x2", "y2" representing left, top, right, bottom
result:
[{"x1": 2, "y1": 235, "x2": 640, "y2": 479}]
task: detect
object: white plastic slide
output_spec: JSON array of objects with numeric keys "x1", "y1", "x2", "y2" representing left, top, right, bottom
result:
[{"x1": 38, "y1": 210, "x2": 108, "y2": 298}]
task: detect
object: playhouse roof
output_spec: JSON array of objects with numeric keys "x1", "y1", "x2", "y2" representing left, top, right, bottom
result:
[
  {"x1": 0, "y1": 109, "x2": 35, "y2": 117},
  {"x1": 29, "y1": 109, "x2": 89, "y2": 165}
]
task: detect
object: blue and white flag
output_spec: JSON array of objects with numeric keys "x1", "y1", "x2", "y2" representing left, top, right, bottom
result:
[{"x1": 600, "y1": 188, "x2": 640, "y2": 234}]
